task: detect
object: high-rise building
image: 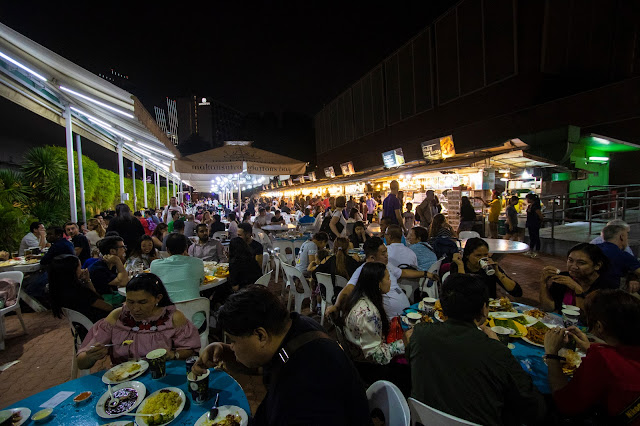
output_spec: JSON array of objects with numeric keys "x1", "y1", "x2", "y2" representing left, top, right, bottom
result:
[{"x1": 174, "y1": 95, "x2": 244, "y2": 152}]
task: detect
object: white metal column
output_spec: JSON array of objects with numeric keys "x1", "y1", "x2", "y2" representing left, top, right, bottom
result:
[
  {"x1": 155, "y1": 169, "x2": 160, "y2": 208},
  {"x1": 142, "y1": 158, "x2": 147, "y2": 208},
  {"x1": 131, "y1": 160, "x2": 137, "y2": 211},
  {"x1": 75, "y1": 135, "x2": 86, "y2": 224},
  {"x1": 166, "y1": 173, "x2": 170, "y2": 206},
  {"x1": 64, "y1": 105, "x2": 78, "y2": 221},
  {"x1": 117, "y1": 141, "x2": 125, "y2": 204},
  {"x1": 173, "y1": 178, "x2": 177, "y2": 198}
]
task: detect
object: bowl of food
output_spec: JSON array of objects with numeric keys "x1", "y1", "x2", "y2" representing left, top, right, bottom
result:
[
  {"x1": 31, "y1": 408, "x2": 53, "y2": 423},
  {"x1": 73, "y1": 391, "x2": 92, "y2": 405}
]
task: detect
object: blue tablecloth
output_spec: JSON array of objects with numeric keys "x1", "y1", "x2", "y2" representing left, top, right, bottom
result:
[
  {"x1": 404, "y1": 303, "x2": 552, "y2": 394},
  {"x1": 5, "y1": 360, "x2": 250, "y2": 425}
]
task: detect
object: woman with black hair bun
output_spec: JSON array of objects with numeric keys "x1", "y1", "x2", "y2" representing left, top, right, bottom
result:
[
  {"x1": 75, "y1": 273, "x2": 200, "y2": 369},
  {"x1": 451, "y1": 237, "x2": 522, "y2": 299}
]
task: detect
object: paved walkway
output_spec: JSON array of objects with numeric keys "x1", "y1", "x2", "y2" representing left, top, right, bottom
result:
[{"x1": 0, "y1": 252, "x2": 564, "y2": 410}]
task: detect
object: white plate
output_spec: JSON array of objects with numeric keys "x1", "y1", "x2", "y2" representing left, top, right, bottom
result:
[
  {"x1": 100, "y1": 422, "x2": 138, "y2": 426},
  {"x1": 194, "y1": 405, "x2": 248, "y2": 426},
  {"x1": 135, "y1": 387, "x2": 186, "y2": 426},
  {"x1": 488, "y1": 311, "x2": 520, "y2": 319},
  {"x1": 434, "y1": 310, "x2": 446, "y2": 322},
  {"x1": 96, "y1": 381, "x2": 146, "y2": 418},
  {"x1": 102, "y1": 360, "x2": 149, "y2": 384},
  {"x1": 0, "y1": 407, "x2": 31, "y2": 426}
]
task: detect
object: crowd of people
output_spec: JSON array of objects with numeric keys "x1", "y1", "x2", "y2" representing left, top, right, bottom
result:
[{"x1": 3, "y1": 182, "x2": 640, "y2": 426}]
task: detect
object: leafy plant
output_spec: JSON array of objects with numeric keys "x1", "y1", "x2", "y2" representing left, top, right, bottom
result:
[
  {"x1": 0, "y1": 199, "x2": 34, "y2": 252},
  {"x1": 0, "y1": 169, "x2": 31, "y2": 206}
]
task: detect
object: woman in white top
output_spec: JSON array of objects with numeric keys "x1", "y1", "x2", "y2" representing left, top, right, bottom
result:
[
  {"x1": 85, "y1": 218, "x2": 105, "y2": 251},
  {"x1": 340, "y1": 261, "x2": 410, "y2": 392},
  {"x1": 329, "y1": 196, "x2": 348, "y2": 239},
  {"x1": 342, "y1": 262, "x2": 404, "y2": 365}
]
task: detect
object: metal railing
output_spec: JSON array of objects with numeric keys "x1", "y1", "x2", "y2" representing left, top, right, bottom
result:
[{"x1": 540, "y1": 184, "x2": 640, "y2": 239}]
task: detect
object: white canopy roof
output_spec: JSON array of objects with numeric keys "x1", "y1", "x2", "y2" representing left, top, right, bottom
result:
[{"x1": 0, "y1": 21, "x2": 180, "y2": 177}]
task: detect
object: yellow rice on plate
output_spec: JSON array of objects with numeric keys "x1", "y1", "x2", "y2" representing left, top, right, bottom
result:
[{"x1": 140, "y1": 390, "x2": 181, "y2": 424}]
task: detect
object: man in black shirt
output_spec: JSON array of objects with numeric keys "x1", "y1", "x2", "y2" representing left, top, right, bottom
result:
[
  {"x1": 405, "y1": 274, "x2": 545, "y2": 425},
  {"x1": 88, "y1": 236, "x2": 129, "y2": 303},
  {"x1": 194, "y1": 286, "x2": 371, "y2": 426},
  {"x1": 237, "y1": 222, "x2": 263, "y2": 266},
  {"x1": 65, "y1": 222, "x2": 91, "y2": 263},
  {"x1": 209, "y1": 214, "x2": 226, "y2": 234}
]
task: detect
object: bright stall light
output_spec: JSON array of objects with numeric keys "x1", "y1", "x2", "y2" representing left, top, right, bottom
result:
[
  {"x1": 521, "y1": 170, "x2": 532, "y2": 179},
  {"x1": 500, "y1": 177, "x2": 509, "y2": 182},
  {"x1": 0, "y1": 51, "x2": 47, "y2": 81},
  {"x1": 60, "y1": 86, "x2": 134, "y2": 118},
  {"x1": 588, "y1": 156, "x2": 609, "y2": 162},
  {"x1": 592, "y1": 137, "x2": 610, "y2": 144}
]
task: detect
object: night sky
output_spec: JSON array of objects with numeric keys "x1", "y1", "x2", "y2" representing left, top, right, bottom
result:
[{"x1": 0, "y1": 1, "x2": 457, "y2": 115}]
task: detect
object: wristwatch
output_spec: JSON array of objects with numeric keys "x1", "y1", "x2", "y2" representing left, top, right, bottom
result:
[{"x1": 423, "y1": 271, "x2": 430, "y2": 279}]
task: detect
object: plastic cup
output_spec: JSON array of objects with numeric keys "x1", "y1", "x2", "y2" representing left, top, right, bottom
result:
[
  {"x1": 146, "y1": 349, "x2": 167, "y2": 379},
  {"x1": 562, "y1": 304, "x2": 580, "y2": 312},
  {"x1": 491, "y1": 326, "x2": 514, "y2": 346},
  {"x1": 562, "y1": 309, "x2": 580, "y2": 327},
  {"x1": 422, "y1": 297, "x2": 437, "y2": 307},
  {"x1": 187, "y1": 369, "x2": 210, "y2": 404},
  {"x1": 186, "y1": 356, "x2": 198, "y2": 375}
]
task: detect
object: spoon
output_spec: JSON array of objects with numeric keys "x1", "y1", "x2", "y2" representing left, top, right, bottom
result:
[
  {"x1": 208, "y1": 393, "x2": 220, "y2": 420},
  {"x1": 107, "y1": 384, "x2": 120, "y2": 407}
]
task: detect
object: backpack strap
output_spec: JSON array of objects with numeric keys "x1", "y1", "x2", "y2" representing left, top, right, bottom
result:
[
  {"x1": 419, "y1": 242, "x2": 435, "y2": 254},
  {"x1": 269, "y1": 330, "x2": 335, "y2": 388}
]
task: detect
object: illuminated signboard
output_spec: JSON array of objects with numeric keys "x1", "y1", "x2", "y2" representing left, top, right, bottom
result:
[
  {"x1": 382, "y1": 148, "x2": 405, "y2": 168},
  {"x1": 340, "y1": 161, "x2": 355, "y2": 175},
  {"x1": 421, "y1": 135, "x2": 456, "y2": 161},
  {"x1": 324, "y1": 167, "x2": 336, "y2": 178}
]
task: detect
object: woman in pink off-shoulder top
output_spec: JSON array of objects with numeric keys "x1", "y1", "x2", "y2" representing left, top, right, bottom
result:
[{"x1": 76, "y1": 273, "x2": 201, "y2": 370}]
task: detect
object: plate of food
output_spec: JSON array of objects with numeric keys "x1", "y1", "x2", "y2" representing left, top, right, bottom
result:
[
  {"x1": 489, "y1": 312, "x2": 537, "y2": 326},
  {"x1": 102, "y1": 360, "x2": 149, "y2": 384},
  {"x1": 99, "y1": 422, "x2": 136, "y2": 426},
  {"x1": 488, "y1": 318, "x2": 528, "y2": 338},
  {"x1": 524, "y1": 308, "x2": 548, "y2": 320},
  {"x1": 521, "y1": 321, "x2": 557, "y2": 347},
  {"x1": 96, "y1": 381, "x2": 146, "y2": 418},
  {"x1": 214, "y1": 265, "x2": 229, "y2": 278},
  {"x1": 194, "y1": 405, "x2": 248, "y2": 426},
  {"x1": 558, "y1": 348, "x2": 583, "y2": 376},
  {"x1": 433, "y1": 300, "x2": 447, "y2": 322},
  {"x1": 135, "y1": 387, "x2": 185, "y2": 426},
  {"x1": 488, "y1": 297, "x2": 516, "y2": 312},
  {"x1": 0, "y1": 407, "x2": 31, "y2": 426}
]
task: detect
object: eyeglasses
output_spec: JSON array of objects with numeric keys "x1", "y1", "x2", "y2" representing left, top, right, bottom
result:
[{"x1": 117, "y1": 245, "x2": 127, "y2": 250}]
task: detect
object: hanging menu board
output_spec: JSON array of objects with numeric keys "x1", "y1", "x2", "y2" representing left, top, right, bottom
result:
[
  {"x1": 382, "y1": 148, "x2": 405, "y2": 168},
  {"x1": 340, "y1": 161, "x2": 355, "y2": 175},
  {"x1": 324, "y1": 167, "x2": 336, "y2": 178},
  {"x1": 447, "y1": 188, "x2": 461, "y2": 230}
]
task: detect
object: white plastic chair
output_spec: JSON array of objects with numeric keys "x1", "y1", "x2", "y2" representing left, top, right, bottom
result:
[
  {"x1": 61, "y1": 308, "x2": 93, "y2": 379},
  {"x1": 212, "y1": 231, "x2": 229, "y2": 240},
  {"x1": 261, "y1": 251, "x2": 270, "y2": 273},
  {"x1": 281, "y1": 263, "x2": 312, "y2": 314},
  {"x1": 458, "y1": 231, "x2": 480, "y2": 240},
  {"x1": 419, "y1": 257, "x2": 445, "y2": 299},
  {"x1": 276, "y1": 252, "x2": 292, "y2": 296},
  {"x1": 174, "y1": 297, "x2": 210, "y2": 351},
  {"x1": 273, "y1": 240, "x2": 295, "y2": 264},
  {"x1": 315, "y1": 272, "x2": 335, "y2": 326},
  {"x1": 0, "y1": 271, "x2": 27, "y2": 350},
  {"x1": 334, "y1": 275, "x2": 348, "y2": 289},
  {"x1": 408, "y1": 397, "x2": 481, "y2": 425},
  {"x1": 366, "y1": 380, "x2": 410, "y2": 426},
  {"x1": 255, "y1": 270, "x2": 272, "y2": 287}
]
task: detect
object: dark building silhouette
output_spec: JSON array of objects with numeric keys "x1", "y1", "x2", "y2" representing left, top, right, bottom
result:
[
  {"x1": 175, "y1": 95, "x2": 244, "y2": 154},
  {"x1": 314, "y1": 0, "x2": 640, "y2": 190}
]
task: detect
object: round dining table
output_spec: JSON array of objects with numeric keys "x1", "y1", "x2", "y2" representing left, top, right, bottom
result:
[
  {"x1": 461, "y1": 238, "x2": 529, "y2": 254},
  {"x1": 2, "y1": 361, "x2": 250, "y2": 425},
  {"x1": 260, "y1": 224, "x2": 297, "y2": 232},
  {"x1": 118, "y1": 277, "x2": 227, "y2": 296},
  {"x1": 403, "y1": 302, "x2": 565, "y2": 394}
]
